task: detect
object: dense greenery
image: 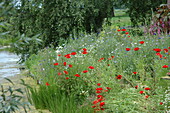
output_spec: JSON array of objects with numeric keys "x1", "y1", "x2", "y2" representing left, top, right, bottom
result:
[
  {"x1": 121, "y1": 0, "x2": 167, "y2": 26},
  {"x1": 1, "y1": 0, "x2": 113, "y2": 62}
]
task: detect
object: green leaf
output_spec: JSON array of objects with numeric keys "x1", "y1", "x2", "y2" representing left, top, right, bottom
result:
[{"x1": 4, "y1": 78, "x2": 14, "y2": 85}]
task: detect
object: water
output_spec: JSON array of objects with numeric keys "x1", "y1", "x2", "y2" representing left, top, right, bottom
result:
[{"x1": 0, "y1": 48, "x2": 20, "y2": 81}]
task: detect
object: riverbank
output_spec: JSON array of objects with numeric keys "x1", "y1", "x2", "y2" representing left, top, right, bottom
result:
[{"x1": 0, "y1": 70, "x2": 51, "y2": 113}]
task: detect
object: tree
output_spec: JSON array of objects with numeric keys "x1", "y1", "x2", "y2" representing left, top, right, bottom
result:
[
  {"x1": 8, "y1": 0, "x2": 115, "y2": 62},
  {"x1": 120, "y1": 0, "x2": 167, "y2": 26}
]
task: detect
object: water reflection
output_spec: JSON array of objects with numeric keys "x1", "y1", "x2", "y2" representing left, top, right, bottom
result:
[{"x1": 0, "y1": 50, "x2": 20, "y2": 80}]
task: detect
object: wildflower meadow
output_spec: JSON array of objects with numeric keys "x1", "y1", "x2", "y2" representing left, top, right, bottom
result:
[{"x1": 24, "y1": 24, "x2": 170, "y2": 113}]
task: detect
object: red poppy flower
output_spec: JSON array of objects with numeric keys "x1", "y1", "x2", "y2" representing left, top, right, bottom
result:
[
  {"x1": 63, "y1": 70, "x2": 68, "y2": 75},
  {"x1": 116, "y1": 75, "x2": 122, "y2": 79},
  {"x1": 82, "y1": 48, "x2": 87, "y2": 51},
  {"x1": 135, "y1": 85, "x2": 138, "y2": 89},
  {"x1": 97, "y1": 95, "x2": 103, "y2": 98},
  {"x1": 144, "y1": 87, "x2": 151, "y2": 90},
  {"x1": 92, "y1": 105, "x2": 96, "y2": 108},
  {"x1": 106, "y1": 87, "x2": 111, "y2": 90},
  {"x1": 139, "y1": 91, "x2": 144, "y2": 94},
  {"x1": 108, "y1": 64, "x2": 110, "y2": 66},
  {"x1": 122, "y1": 29, "x2": 126, "y2": 31},
  {"x1": 162, "y1": 65, "x2": 168, "y2": 68},
  {"x1": 66, "y1": 77, "x2": 69, "y2": 79},
  {"x1": 153, "y1": 48, "x2": 161, "y2": 52},
  {"x1": 46, "y1": 82, "x2": 50, "y2": 86},
  {"x1": 156, "y1": 53, "x2": 162, "y2": 58},
  {"x1": 58, "y1": 72, "x2": 62, "y2": 75},
  {"x1": 126, "y1": 48, "x2": 131, "y2": 51},
  {"x1": 145, "y1": 95, "x2": 149, "y2": 99},
  {"x1": 82, "y1": 51, "x2": 88, "y2": 54},
  {"x1": 98, "y1": 58, "x2": 104, "y2": 62},
  {"x1": 97, "y1": 83, "x2": 101, "y2": 86},
  {"x1": 82, "y1": 70, "x2": 88, "y2": 73},
  {"x1": 54, "y1": 63, "x2": 59, "y2": 65},
  {"x1": 164, "y1": 57, "x2": 167, "y2": 59},
  {"x1": 96, "y1": 88, "x2": 103, "y2": 90},
  {"x1": 111, "y1": 56, "x2": 115, "y2": 58},
  {"x1": 93, "y1": 99, "x2": 102, "y2": 105},
  {"x1": 125, "y1": 32, "x2": 129, "y2": 34},
  {"x1": 88, "y1": 66, "x2": 94, "y2": 69},
  {"x1": 64, "y1": 54, "x2": 71, "y2": 58},
  {"x1": 93, "y1": 100, "x2": 98, "y2": 104},
  {"x1": 133, "y1": 72, "x2": 137, "y2": 74},
  {"x1": 96, "y1": 90, "x2": 102, "y2": 93},
  {"x1": 100, "y1": 102, "x2": 105, "y2": 106},
  {"x1": 139, "y1": 41, "x2": 145, "y2": 44},
  {"x1": 58, "y1": 54, "x2": 61, "y2": 56},
  {"x1": 160, "y1": 102, "x2": 163, "y2": 105},
  {"x1": 68, "y1": 64, "x2": 72, "y2": 67},
  {"x1": 74, "y1": 74, "x2": 80, "y2": 77},
  {"x1": 128, "y1": 36, "x2": 130, "y2": 37},
  {"x1": 117, "y1": 29, "x2": 121, "y2": 31},
  {"x1": 168, "y1": 47, "x2": 170, "y2": 49},
  {"x1": 104, "y1": 90, "x2": 108, "y2": 92},
  {"x1": 63, "y1": 62, "x2": 67, "y2": 66},
  {"x1": 163, "y1": 49, "x2": 168, "y2": 52},
  {"x1": 71, "y1": 52, "x2": 77, "y2": 55},
  {"x1": 134, "y1": 47, "x2": 140, "y2": 51}
]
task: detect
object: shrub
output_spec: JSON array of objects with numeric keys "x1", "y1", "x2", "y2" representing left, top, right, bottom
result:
[{"x1": 0, "y1": 78, "x2": 30, "y2": 113}]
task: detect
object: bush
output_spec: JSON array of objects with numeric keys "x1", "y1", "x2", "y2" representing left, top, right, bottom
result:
[{"x1": 145, "y1": 4, "x2": 170, "y2": 35}]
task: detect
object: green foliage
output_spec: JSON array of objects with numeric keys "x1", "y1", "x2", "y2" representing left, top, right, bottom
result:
[
  {"x1": 120, "y1": 0, "x2": 167, "y2": 26},
  {"x1": 11, "y1": 33, "x2": 43, "y2": 63},
  {"x1": 0, "y1": 78, "x2": 30, "y2": 113},
  {"x1": 8, "y1": 0, "x2": 114, "y2": 62},
  {"x1": 21, "y1": 79, "x2": 93, "y2": 113}
]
